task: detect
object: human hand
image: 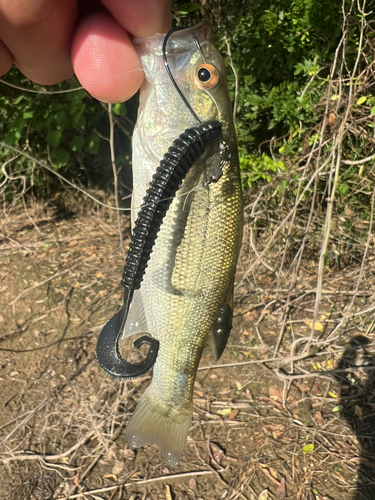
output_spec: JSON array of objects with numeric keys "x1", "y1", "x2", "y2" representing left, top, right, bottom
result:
[{"x1": 0, "y1": 0, "x2": 171, "y2": 102}]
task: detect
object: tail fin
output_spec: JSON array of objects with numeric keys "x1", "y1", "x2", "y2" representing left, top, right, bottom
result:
[{"x1": 126, "y1": 385, "x2": 192, "y2": 466}]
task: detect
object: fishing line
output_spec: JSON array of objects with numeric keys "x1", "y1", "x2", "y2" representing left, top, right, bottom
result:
[
  {"x1": 182, "y1": 182, "x2": 203, "y2": 212},
  {"x1": 0, "y1": 78, "x2": 84, "y2": 94}
]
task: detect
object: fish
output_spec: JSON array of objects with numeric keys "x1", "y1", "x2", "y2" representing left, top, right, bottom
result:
[{"x1": 122, "y1": 22, "x2": 243, "y2": 466}]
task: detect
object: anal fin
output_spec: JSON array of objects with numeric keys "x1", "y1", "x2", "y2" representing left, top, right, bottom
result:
[{"x1": 122, "y1": 289, "x2": 149, "y2": 339}]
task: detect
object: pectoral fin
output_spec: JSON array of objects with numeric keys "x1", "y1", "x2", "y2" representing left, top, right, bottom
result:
[{"x1": 208, "y1": 302, "x2": 233, "y2": 362}]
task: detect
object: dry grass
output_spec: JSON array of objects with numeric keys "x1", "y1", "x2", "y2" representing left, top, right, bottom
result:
[{"x1": 0, "y1": 189, "x2": 374, "y2": 500}]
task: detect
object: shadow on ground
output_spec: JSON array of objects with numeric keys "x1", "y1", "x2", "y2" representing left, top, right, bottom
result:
[{"x1": 334, "y1": 335, "x2": 375, "y2": 500}]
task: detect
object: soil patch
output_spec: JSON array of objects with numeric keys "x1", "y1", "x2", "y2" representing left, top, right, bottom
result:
[{"x1": 0, "y1": 204, "x2": 374, "y2": 500}]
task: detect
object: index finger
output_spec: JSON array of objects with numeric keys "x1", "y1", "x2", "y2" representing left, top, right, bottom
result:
[
  {"x1": 101, "y1": 0, "x2": 171, "y2": 37},
  {"x1": 72, "y1": 0, "x2": 171, "y2": 103}
]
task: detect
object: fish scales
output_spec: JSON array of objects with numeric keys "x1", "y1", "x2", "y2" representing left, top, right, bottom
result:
[{"x1": 125, "y1": 22, "x2": 243, "y2": 466}]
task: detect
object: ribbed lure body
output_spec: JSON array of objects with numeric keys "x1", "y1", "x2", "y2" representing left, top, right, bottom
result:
[
  {"x1": 126, "y1": 22, "x2": 243, "y2": 466},
  {"x1": 122, "y1": 120, "x2": 222, "y2": 292}
]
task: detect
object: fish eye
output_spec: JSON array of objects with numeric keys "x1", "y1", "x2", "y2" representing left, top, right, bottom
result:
[
  {"x1": 194, "y1": 63, "x2": 219, "y2": 91},
  {"x1": 198, "y1": 67, "x2": 211, "y2": 82}
]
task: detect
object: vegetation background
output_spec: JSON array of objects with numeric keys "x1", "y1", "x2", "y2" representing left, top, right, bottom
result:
[
  {"x1": 1, "y1": 0, "x2": 375, "y2": 499},
  {"x1": 1, "y1": 0, "x2": 374, "y2": 216}
]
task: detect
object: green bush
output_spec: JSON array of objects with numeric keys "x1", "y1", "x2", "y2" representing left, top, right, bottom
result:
[
  {"x1": 0, "y1": 69, "x2": 133, "y2": 199},
  {"x1": 1, "y1": 0, "x2": 374, "y2": 220}
]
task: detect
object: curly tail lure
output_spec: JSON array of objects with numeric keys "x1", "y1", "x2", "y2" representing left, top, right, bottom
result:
[{"x1": 96, "y1": 26, "x2": 229, "y2": 378}]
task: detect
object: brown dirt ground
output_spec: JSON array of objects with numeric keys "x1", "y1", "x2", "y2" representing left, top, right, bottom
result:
[{"x1": 1, "y1": 201, "x2": 375, "y2": 500}]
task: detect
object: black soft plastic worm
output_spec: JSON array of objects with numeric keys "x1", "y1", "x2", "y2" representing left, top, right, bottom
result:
[{"x1": 96, "y1": 120, "x2": 222, "y2": 378}]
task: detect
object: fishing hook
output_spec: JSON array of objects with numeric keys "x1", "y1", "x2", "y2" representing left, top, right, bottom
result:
[
  {"x1": 192, "y1": 34, "x2": 206, "y2": 62},
  {"x1": 162, "y1": 26, "x2": 230, "y2": 187},
  {"x1": 163, "y1": 27, "x2": 201, "y2": 124}
]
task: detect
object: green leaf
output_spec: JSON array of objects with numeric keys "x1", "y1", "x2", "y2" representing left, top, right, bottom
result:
[
  {"x1": 112, "y1": 103, "x2": 126, "y2": 116},
  {"x1": 54, "y1": 110, "x2": 67, "y2": 125},
  {"x1": 357, "y1": 96, "x2": 367, "y2": 105},
  {"x1": 12, "y1": 95, "x2": 25, "y2": 105},
  {"x1": 301, "y1": 443, "x2": 314, "y2": 454},
  {"x1": 332, "y1": 405, "x2": 343, "y2": 412},
  {"x1": 51, "y1": 102, "x2": 62, "y2": 112},
  {"x1": 71, "y1": 103, "x2": 86, "y2": 124},
  {"x1": 8, "y1": 118, "x2": 26, "y2": 141},
  {"x1": 50, "y1": 148, "x2": 70, "y2": 169},
  {"x1": 371, "y1": 106, "x2": 375, "y2": 115},
  {"x1": 46, "y1": 130, "x2": 62, "y2": 148},
  {"x1": 76, "y1": 115, "x2": 86, "y2": 130},
  {"x1": 66, "y1": 89, "x2": 86, "y2": 104},
  {"x1": 70, "y1": 136, "x2": 85, "y2": 152},
  {"x1": 4, "y1": 130, "x2": 16, "y2": 145},
  {"x1": 85, "y1": 133, "x2": 100, "y2": 154},
  {"x1": 177, "y1": 2, "x2": 201, "y2": 14},
  {"x1": 44, "y1": 115, "x2": 54, "y2": 128}
]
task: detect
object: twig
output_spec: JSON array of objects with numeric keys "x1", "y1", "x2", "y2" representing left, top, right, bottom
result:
[
  {"x1": 342, "y1": 151, "x2": 375, "y2": 165},
  {"x1": 223, "y1": 33, "x2": 238, "y2": 123},
  {"x1": 1, "y1": 430, "x2": 95, "y2": 464},
  {"x1": 325, "y1": 184, "x2": 375, "y2": 343},
  {"x1": 57, "y1": 471, "x2": 214, "y2": 499},
  {"x1": 249, "y1": 186, "x2": 275, "y2": 273},
  {"x1": 0, "y1": 330, "x2": 98, "y2": 353},
  {"x1": 198, "y1": 345, "x2": 345, "y2": 371},
  {"x1": 305, "y1": 137, "x2": 339, "y2": 352},
  {"x1": 0, "y1": 357, "x2": 95, "y2": 449},
  {"x1": 0, "y1": 453, "x2": 77, "y2": 471},
  {"x1": 275, "y1": 364, "x2": 375, "y2": 381},
  {"x1": 304, "y1": 0, "x2": 366, "y2": 355},
  {"x1": 0, "y1": 142, "x2": 131, "y2": 212},
  {"x1": 9, "y1": 268, "x2": 71, "y2": 306},
  {"x1": 235, "y1": 152, "x2": 333, "y2": 291}
]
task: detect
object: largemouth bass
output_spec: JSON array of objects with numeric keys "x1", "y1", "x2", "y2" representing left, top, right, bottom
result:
[{"x1": 124, "y1": 22, "x2": 243, "y2": 466}]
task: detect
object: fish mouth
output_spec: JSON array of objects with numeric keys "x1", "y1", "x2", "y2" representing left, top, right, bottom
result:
[{"x1": 133, "y1": 21, "x2": 212, "y2": 97}]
